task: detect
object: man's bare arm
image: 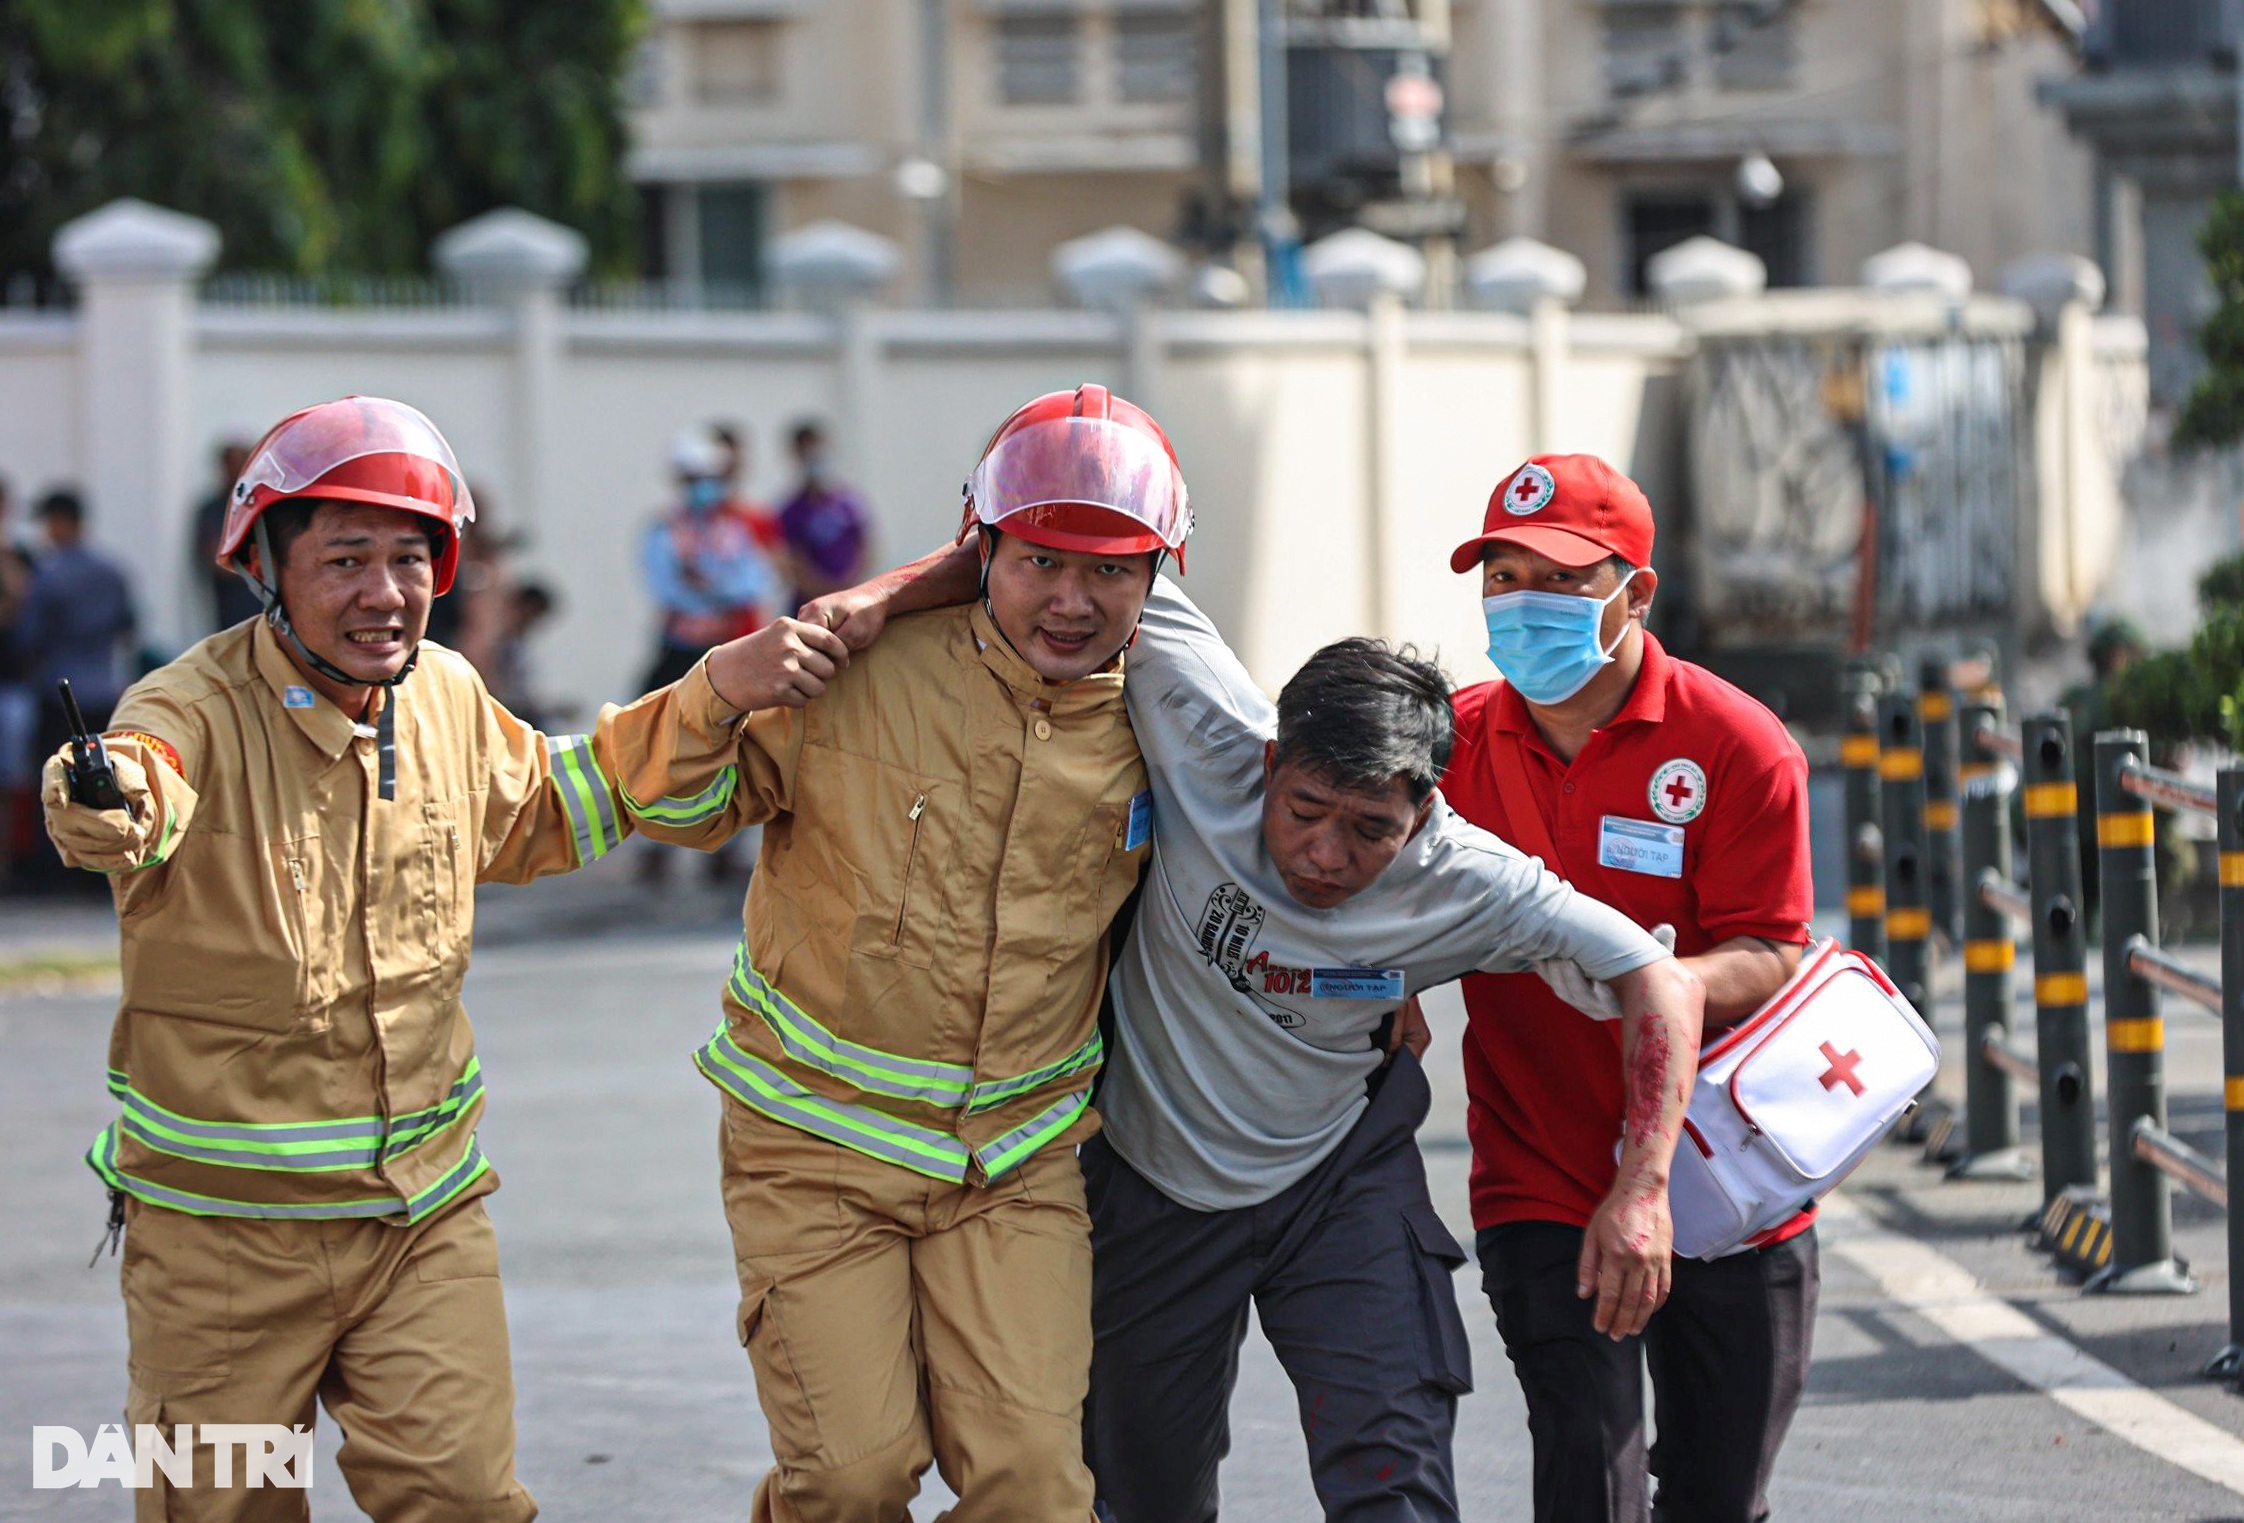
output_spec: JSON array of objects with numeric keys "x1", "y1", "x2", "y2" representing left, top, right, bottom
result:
[
  {"x1": 798, "y1": 540, "x2": 981, "y2": 651},
  {"x1": 1576, "y1": 957, "x2": 1703, "y2": 1339},
  {"x1": 1681, "y1": 935, "x2": 1803, "y2": 1027}
]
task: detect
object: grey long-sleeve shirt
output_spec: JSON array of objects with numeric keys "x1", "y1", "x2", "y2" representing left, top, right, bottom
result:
[{"x1": 1097, "y1": 579, "x2": 1669, "y2": 1211}]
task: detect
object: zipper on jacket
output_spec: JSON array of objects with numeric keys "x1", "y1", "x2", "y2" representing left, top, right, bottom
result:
[{"x1": 891, "y1": 793, "x2": 929, "y2": 947}]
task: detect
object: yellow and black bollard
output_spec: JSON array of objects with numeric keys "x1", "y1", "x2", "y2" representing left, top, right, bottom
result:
[
  {"x1": 1843, "y1": 660, "x2": 1887, "y2": 961},
  {"x1": 1878, "y1": 694, "x2": 1931, "y2": 1013},
  {"x1": 1921, "y1": 656, "x2": 1964, "y2": 949},
  {"x1": 2090, "y1": 731, "x2": 2194, "y2": 1294},
  {"x1": 2211, "y1": 767, "x2": 2244, "y2": 1376},
  {"x1": 2022, "y1": 712, "x2": 2098, "y2": 1205},
  {"x1": 1953, "y1": 693, "x2": 2031, "y2": 1179}
]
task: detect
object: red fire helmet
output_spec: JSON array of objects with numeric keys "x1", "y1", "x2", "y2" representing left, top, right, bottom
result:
[{"x1": 963, "y1": 384, "x2": 1191, "y2": 568}]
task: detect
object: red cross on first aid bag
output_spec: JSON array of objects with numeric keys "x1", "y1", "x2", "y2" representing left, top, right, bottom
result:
[{"x1": 1666, "y1": 940, "x2": 1940, "y2": 1259}]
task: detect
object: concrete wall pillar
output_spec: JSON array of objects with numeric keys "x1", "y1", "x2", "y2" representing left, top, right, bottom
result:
[{"x1": 52, "y1": 199, "x2": 221, "y2": 651}]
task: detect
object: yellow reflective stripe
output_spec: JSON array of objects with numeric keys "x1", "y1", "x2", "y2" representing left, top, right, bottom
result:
[
  {"x1": 1923, "y1": 801, "x2": 1959, "y2": 831},
  {"x1": 1919, "y1": 692, "x2": 1953, "y2": 722},
  {"x1": 1847, "y1": 886, "x2": 1886, "y2": 917},
  {"x1": 974, "y1": 1089, "x2": 1093, "y2": 1179},
  {"x1": 2107, "y1": 1017, "x2": 2163, "y2": 1053},
  {"x1": 2023, "y1": 782, "x2": 2078, "y2": 818},
  {"x1": 695, "y1": 1030, "x2": 972, "y2": 1181},
  {"x1": 1886, "y1": 907, "x2": 1932, "y2": 939},
  {"x1": 729, "y1": 943, "x2": 975, "y2": 1107},
  {"x1": 621, "y1": 767, "x2": 740, "y2": 827},
  {"x1": 1880, "y1": 750, "x2": 1924, "y2": 781},
  {"x1": 1842, "y1": 735, "x2": 1881, "y2": 767},
  {"x1": 1964, "y1": 940, "x2": 2015, "y2": 973},
  {"x1": 545, "y1": 735, "x2": 623, "y2": 865},
  {"x1": 2222, "y1": 852, "x2": 2244, "y2": 889},
  {"x1": 2097, "y1": 813, "x2": 2155, "y2": 849},
  {"x1": 2226, "y1": 1078, "x2": 2244, "y2": 1112},
  {"x1": 966, "y1": 1031, "x2": 1104, "y2": 1114},
  {"x1": 2035, "y1": 971, "x2": 2088, "y2": 1006},
  {"x1": 86, "y1": 1122, "x2": 490, "y2": 1222}
]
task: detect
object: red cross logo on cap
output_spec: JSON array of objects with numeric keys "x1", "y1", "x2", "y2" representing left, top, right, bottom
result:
[
  {"x1": 1500, "y1": 462, "x2": 1557, "y2": 516},
  {"x1": 1817, "y1": 1041, "x2": 1865, "y2": 1097}
]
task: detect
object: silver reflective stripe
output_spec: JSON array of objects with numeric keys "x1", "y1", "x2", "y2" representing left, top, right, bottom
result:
[
  {"x1": 728, "y1": 944, "x2": 974, "y2": 1108},
  {"x1": 107, "y1": 1065, "x2": 484, "y2": 1172},
  {"x1": 545, "y1": 735, "x2": 623, "y2": 864},
  {"x1": 965, "y1": 1030, "x2": 1103, "y2": 1114},
  {"x1": 623, "y1": 767, "x2": 739, "y2": 827},
  {"x1": 85, "y1": 1124, "x2": 490, "y2": 1222},
  {"x1": 974, "y1": 1089, "x2": 1093, "y2": 1179},
  {"x1": 694, "y1": 1029, "x2": 972, "y2": 1183}
]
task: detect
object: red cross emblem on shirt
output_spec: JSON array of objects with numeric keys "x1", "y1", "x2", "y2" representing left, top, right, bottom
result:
[
  {"x1": 1817, "y1": 1042, "x2": 1865, "y2": 1097},
  {"x1": 1663, "y1": 774, "x2": 1696, "y2": 810}
]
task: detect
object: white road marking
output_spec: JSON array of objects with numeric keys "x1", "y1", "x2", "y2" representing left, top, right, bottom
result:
[{"x1": 1821, "y1": 1193, "x2": 2244, "y2": 1497}]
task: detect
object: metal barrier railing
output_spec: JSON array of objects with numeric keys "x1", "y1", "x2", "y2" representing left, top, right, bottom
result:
[{"x1": 1844, "y1": 663, "x2": 2239, "y2": 1379}]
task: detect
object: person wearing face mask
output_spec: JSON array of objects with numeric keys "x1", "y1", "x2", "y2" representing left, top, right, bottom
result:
[
  {"x1": 39, "y1": 396, "x2": 643, "y2": 1521},
  {"x1": 640, "y1": 424, "x2": 785, "y2": 693},
  {"x1": 1439, "y1": 455, "x2": 1818, "y2": 1523}
]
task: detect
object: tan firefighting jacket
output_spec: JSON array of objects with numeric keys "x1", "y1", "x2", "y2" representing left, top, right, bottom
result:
[
  {"x1": 44, "y1": 620, "x2": 631, "y2": 1222},
  {"x1": 603, "y1": 601, "x2": 1150, "y2": 1183}
]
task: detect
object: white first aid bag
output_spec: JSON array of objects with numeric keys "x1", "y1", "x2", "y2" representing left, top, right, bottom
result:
[{"x1": 1668, "y1": 939, "x2": 1939, "y2": 1260}]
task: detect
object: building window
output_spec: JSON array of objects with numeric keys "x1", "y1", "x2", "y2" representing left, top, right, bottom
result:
[
  {"x1": 1624, "y1": 194, "x2": 1715, "y2": 295},
  {"x1": 690, "y1": 20, "x2": 783, "y2": 105},
  {"x1": 1741, "y1": 190, "x2": 1813, "y2": 286},
  {"x1": 698, "y1": 184, "x2": 767, "y2": 304},
  {"x1": 1115, "y1": 11, "x2": 1197, "y2": 103},
  {"x1": 1713, "y1": 2, "x2": 1797, "y2": 91},
  {"x1": 997, "y1": 14, "x2": 1082, "y2": 105},
  {"x1": 1603, "y1": 6, "x2": 1687, "y2": 98}
]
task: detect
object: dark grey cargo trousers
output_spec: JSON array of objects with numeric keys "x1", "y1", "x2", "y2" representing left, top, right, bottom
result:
[{"x1": 1083, "y1": 1049, "x2": 1472, "y2": 1523}]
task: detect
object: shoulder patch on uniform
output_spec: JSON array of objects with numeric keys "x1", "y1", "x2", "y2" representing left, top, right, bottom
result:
[
  {"x1": 107, "y1": 730, "x2": 183, "y2": 777},
  {"x1": 1648, "y1": 757, "x2": 1708, "y2": 824}
]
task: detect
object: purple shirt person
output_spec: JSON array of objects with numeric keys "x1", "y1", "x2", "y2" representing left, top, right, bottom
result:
[{"x1": 775, "y1": 420, "x2": 870, "y2": 611}]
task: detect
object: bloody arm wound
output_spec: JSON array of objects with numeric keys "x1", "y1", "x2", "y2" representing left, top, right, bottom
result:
[{"x1": 1576, "y1": 956, "x2": 1704, "y2": 1339}]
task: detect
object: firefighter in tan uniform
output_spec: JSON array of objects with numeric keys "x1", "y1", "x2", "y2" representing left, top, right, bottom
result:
[
  {"x1": 42, "y1": 397, "x2": 634, "y2": 1523},
  {"x1": 594, "y1": 385, "x2": 1185, "y2": 1521}
]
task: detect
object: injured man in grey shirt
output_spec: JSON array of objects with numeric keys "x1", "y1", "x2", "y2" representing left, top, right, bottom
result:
[
  {"x1": 1098, "y1": 577, "x2": 1667, "y2": 1210},
  {"x1": 1082, "y1": 577, "x2": 1699, "y2": 1523}
]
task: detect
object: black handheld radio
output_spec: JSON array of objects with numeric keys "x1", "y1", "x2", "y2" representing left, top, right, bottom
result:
[{"x1": 57, "y1": 679, "x2": 128, "y2": 810}]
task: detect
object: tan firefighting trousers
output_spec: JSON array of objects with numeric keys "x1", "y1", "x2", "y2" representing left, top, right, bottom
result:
[
  {"x1": 720, "y1": 1098, "x2": 1097, "y2": 1523},
  {"x1": 119, "y1": 1197, "x2": 537, "y2": 1523}
]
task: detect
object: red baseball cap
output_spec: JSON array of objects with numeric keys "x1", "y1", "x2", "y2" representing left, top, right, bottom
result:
[{"x1": 1448, "y1": 453, "x2": 1656, "y2": 573}]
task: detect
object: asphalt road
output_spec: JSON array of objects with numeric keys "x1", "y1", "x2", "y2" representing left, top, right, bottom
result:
[{"x1": 4, "y1": 860, "x2": 2244, "y2": 1519}]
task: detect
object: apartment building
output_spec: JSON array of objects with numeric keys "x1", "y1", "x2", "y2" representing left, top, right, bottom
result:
[
  {"x1": 628, "y1": 0, "x2": 1199, "y2": 305},
  {"x1": 626, "y1": 0, "x2": 2095, "y2": 308}
]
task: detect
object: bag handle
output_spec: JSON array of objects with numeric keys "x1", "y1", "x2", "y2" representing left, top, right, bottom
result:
[{"x1": 1495, "y1": 729, "x2": 1566, "y2": 874}]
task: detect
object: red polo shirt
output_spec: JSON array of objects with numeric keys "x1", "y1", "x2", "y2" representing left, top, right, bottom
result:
[{"x1": 1442, "y1": 632, "x2": 1814, "y2": 1235}]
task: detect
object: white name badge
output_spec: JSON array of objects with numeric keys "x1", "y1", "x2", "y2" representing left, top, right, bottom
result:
[
  {"x1": 1309, "y1": 967, "x2": 1406, "y2": 1001},
  {"x1": 1599, "y1": 815, "x2": 1685, "y2": 879}
]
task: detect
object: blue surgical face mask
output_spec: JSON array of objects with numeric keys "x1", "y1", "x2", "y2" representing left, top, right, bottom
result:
[
  {"x1": 1482, "y1": 570, "x2": 1639, "y2": 706},
  {"x1": 685, "y1": 476, "x2": 726, "y2": 512}
]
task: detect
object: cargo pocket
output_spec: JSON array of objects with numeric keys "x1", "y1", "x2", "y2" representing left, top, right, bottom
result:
[
  {"x1": 733, "y1": 1271, "x2": 823, "y2": 1466},
  {"x1": 1402, "y1": 1201, "x2": 1474, "y2": 1396},
  {"x1": 125, "y1": 1381, "x2": 189, "y2": 1510}
]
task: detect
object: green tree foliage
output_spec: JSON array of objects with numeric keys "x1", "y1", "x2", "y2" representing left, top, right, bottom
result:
[
  {"x1": 2110, "y1": 551, "x2": 2244, "y2": 750},
  {"x1": 0, "y1": 0, "x2": 645, "y2": 280},
  {"x1": 2178, "y1": 191, "x2": 2244, "y2": 449}
]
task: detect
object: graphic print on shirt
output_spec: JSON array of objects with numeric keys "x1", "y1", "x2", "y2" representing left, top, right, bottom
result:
[{"x1": 1194, "y1": 882, "x2": 1311, "y2": 1029}]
